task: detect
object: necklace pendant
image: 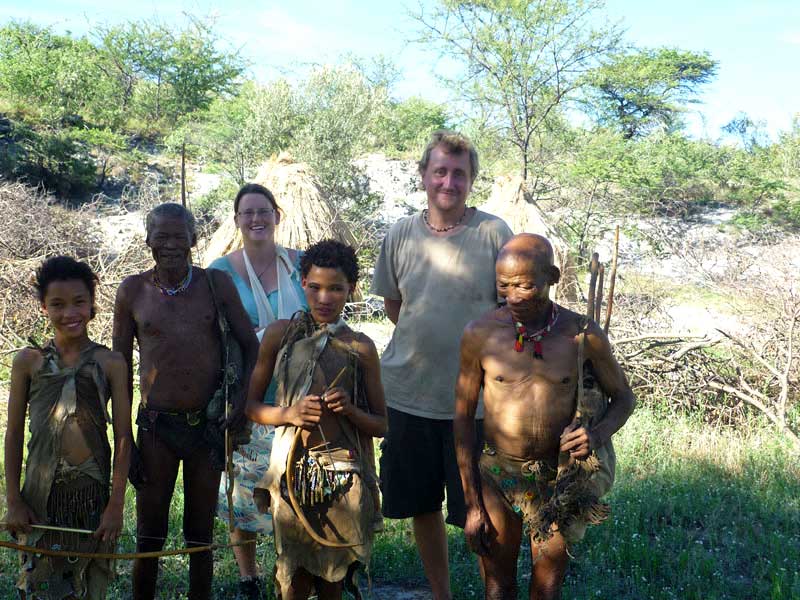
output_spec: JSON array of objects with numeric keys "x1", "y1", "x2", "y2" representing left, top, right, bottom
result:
[{"x1": 532, "y1": 340, "x2": 544, "y2": 359}]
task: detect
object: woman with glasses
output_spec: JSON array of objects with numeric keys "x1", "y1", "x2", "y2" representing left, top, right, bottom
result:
[{"x1": 208, "y1": 182, "x2": 307, "y2": 599}]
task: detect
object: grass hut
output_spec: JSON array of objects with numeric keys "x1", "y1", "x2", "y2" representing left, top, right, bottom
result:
[
  {"x1": 479, "y1": 175, "x2": 578, "y2": 303},
  {"x1": 202, "y1": 154, "x2": 357, "y2": 265}
]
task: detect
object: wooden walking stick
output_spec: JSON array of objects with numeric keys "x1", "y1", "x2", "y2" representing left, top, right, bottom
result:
[
  {"x1": 225, "y1": 397, "x2": 235, "y2": 533},
  {"x1": 587, "y1": 252, "x2": 600, "y2": 321},
  {"x1": 603, "y1": 226, "x2": 620, "y2": 334},
  {"x1": 595, "y1": 264, "x2": 605, "y2": 323}
]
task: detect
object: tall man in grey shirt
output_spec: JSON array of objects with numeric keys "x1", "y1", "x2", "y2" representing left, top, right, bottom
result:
[{"x1": 371, "y1": 130, "x2": 512, "y2": 600}]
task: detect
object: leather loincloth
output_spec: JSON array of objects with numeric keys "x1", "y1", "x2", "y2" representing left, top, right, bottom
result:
[
  {"x1": 479, "y1": 444, "x2": 613, "y2": 544},
  {"x1": 17, "y1": 459, "x2": 113, "y2": 599}
]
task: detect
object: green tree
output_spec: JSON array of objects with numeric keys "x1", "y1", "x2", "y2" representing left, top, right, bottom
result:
[
  {"x1": 166, "y1": 18, "x2": 244, "y2": 118},
  {"x1": 0, "y1": 22, "x2": 112, "y2": 125},
  {"x1": 722, "y1": 112, "x2": 769, "y2": 151},
  {"x1": 374, "y1": 96, "x2": 450, "y2": 155},
  {"x1": 585, "y1": 47, "x2": 717, "y2": 138},
  {"x1": 93, "y1": 17, "x2": 244, "y2": 128},
  {"x1": 774, "y1": 114, "x2": 800, "y2": 177},
  {"x1": 294, "y1": 65, "x2": 382, "y2": 213},
  {"x1": 414, "y1": 0, "x2": 621, "y2": 180},
  {"x1": 192, "y1": 80, "x2": 300, "y2": 184}
]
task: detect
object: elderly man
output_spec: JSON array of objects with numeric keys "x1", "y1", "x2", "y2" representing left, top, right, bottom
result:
[
  {"x1": 113, "y1": 203, "x2": 258, "y2": 600},
  {"x1": 454, "y1": 233, "x2": 635, "y2": 599},
  {"x1": 371, "y1": 130, "x2": 513, "y2": 599}
]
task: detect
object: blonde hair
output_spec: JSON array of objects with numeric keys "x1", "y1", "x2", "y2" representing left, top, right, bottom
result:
[{"x1": 418, "y1": 129, "x2": 479, "y2": 182}]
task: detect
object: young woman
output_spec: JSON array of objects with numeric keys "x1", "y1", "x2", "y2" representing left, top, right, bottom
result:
[
  {"x1": 4, "y1": 256, "x2": 132, "y2": 599},
  {"x1": 246, "y1": 240, "x2": 387, "y2": 600},
  {"x1": 208, "y1": 183, "x2": 307, "y2": 599}
]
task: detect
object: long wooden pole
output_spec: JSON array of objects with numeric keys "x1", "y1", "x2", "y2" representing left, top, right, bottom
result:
[
  {"x1": 180, "y1": 139, "x2": 187, "y2": 207},
  {"x1": 603, "y1": 226, "x2": 620, "y2": 334},
  {"x1": 595, "y1": 264, "x2": 605, "y2": 323},
  {"x1": 587, "y1": 252, "x2": 599, "y2": 320}
]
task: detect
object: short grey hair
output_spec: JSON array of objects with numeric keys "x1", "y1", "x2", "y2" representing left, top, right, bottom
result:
[{"x1": 145, "y1": 203, "x2": 197, "y2": 243}]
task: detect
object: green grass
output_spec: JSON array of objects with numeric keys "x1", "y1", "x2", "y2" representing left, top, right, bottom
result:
[{"x1": 2, "y1": 406, "x2": 799, "y2": 599}]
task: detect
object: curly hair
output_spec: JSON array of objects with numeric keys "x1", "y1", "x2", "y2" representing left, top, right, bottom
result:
[
  {"x1": 300, "y1": 239, "x2": 359, "y2": 284},
  {"x1": 35, "y1": 255, "x2": 99, "y2": 317}
]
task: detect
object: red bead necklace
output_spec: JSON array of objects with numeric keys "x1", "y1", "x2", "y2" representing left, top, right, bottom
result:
[{"x1": 514, "y1": 303, "x2": 560, "y2": 359}]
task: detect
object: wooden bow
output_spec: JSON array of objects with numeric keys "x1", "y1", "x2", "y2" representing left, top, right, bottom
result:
[
  {"x1": 0, "y1": 531, "x2": 255, "y2": 560},
  {"x1": 284, "y1": 367, "x2": 359, "y2": 549}
]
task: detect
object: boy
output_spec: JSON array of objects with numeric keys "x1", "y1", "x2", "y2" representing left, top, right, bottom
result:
[
  {"x1": 4, "y1": 256, "x2": 132, "y2": 599},
  {"x1": 246, "y1": 239, "x2": 387, "y2": 600}
]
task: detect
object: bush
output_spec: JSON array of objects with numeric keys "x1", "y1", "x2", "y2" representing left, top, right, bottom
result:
[
  {"x1": 373, "y1": 96, "x2": 450, "y2": 156},
  {"x1": 2, "y1": 120, "x2": 97, "y2": 198}
]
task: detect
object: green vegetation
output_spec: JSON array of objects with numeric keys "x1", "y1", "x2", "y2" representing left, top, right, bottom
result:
[
  {"x1": 415, "y1": 0, "x2": 622, "y2": 182},
  {"x1": 585, "y1": 47, "x2": 718, "y2": 139},
  {"x1": 1, "y1": 3, "x2": 797, "y2": 230},
  {"x1": 2, "y1": 407, "x2": 797, "y2": 598}
]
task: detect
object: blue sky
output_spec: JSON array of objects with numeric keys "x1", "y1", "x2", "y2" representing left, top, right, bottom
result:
[{"x1": 1, "y1": 0, "x2": 797, "y2": 140}]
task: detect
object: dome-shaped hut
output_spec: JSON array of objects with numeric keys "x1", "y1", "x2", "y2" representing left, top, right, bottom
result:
[
  {"x1": 479, "y1": 175, "x2": 578, "y2": 303},
  {"x1": 201, "y1": 154, "x2": 356, "y2": 265}
]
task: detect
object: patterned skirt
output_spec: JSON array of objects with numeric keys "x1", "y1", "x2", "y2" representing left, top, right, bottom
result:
[{"x1": 217, "y1": 423, "x2": 275, "y2": 533}]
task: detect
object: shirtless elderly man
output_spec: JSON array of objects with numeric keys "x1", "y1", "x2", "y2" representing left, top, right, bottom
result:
[
  {"x1": 113, "y1": 203, "x2": 258, "y2": 600},
  {"x1": 455, "y1": 233, "x2": 635, "y2": 600}
]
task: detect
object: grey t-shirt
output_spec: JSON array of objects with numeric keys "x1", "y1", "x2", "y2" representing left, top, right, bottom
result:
[{"x1": 371, "y1": 209, "x2": 513, "y2": 419}]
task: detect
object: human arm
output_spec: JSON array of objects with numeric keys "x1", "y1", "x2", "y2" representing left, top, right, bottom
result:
[
  {"x1": 453, "y1": 322, "x2": 492, "y2": 556},
  {"x1": 212, "y1": 269, "x2": 260, "y2": 428},
  {"x1": 560, "y1": 320, "x2": 636, "y2": 459},
  {"x1": 244, "y1": 320, "x2": 322, "y2": 429},
  {"x1": 111, "y1": 278, "x2": 137, "y2": 405},
  {"x1": 94, "y1": 352, "x2": 132, "y2": 542},
  {"x1": 3, "y1": 349, "x2": 40, "y2": 535},
  {"x1": 371, "y1": 227, "x2": 402, "y2": 324},
  {"x1": 383, "y1": 298, "x2": 401, "y2": 324},
  {"x1": 322, "y1": 335, "x2": 387, "y2": 437}
]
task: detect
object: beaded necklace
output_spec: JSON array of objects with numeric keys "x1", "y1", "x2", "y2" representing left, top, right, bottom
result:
[
  {"x1": 514, "y1": 303, "x2": 559, "y2": 359},
  {"x1": 422, "y1": 206, "x2": 468, "y2": 232},
  {"x1": 153, "y1": 266, "x2": 193, "y2": 296}
]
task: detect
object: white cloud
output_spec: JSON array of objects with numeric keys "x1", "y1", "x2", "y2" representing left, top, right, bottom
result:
[
  {"x1": 779, "y1": 31, "x2": 800, "y2": 45},
  {"x1": 234, "y1": 7, "x2": 338, "y2": 62}
]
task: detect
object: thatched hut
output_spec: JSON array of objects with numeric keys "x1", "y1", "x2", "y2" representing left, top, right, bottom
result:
[
  {"x1": 201, "y1": 154, "x2": 356, "y2": 266},
  {"x1": 479, "y1": 175, "x2": 579, "y2": 303}
]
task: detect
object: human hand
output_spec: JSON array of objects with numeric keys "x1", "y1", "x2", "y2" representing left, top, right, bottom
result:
[
  {"x1": 288, "y1": 395, "x2": 323, "y2": 429},
  {"x1": 464, "y1": 506, "x2": 493, "y2": 556},
  {"x1": 223, "y1": 403, "x2": 248, "y2": 432},
  {"x1": 322, "y1": 387, "x2": 353, "y2": 418},
  {"x1": 559, "y1": 421, "x2": 594, "y2": 460},
  {"x1": 94, "y1": 502, "x2": 123, "y2": 543},
  {"x1": 4, "y1": 497, "x2": 38, "y2": 536}
]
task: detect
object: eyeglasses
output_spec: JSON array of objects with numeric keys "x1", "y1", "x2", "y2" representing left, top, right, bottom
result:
[{"x1": 237, "y1": 208, "x2": 275, "y2": 219}]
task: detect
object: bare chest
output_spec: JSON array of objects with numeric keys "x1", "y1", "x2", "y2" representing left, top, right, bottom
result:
[
  {"x1": 133, "y1": 284, "x2": 218, "y2": 345},
  {"x1": 483, "y1": 328, "x2": 578, "y2": 388}
]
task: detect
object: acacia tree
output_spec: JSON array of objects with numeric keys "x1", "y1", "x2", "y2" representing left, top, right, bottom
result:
[
  {"x1": 294, "y1": 65, "x2": 382, "y2": 212},
  {"x1": 190, "y1": 80, "x2": 300, "y2": 184},
  {"x1": 585, "y1": 47, "x2": 717, "y2": 138},
  {"x1": 414, "y1": 0, "x2": 620, "y2": 180},
  {"x1": 0, "y1": 22, "x2": 112, "y2": 124},
  {"x1": 92, "y1": 17, "x2": 244, "y2": 127}
]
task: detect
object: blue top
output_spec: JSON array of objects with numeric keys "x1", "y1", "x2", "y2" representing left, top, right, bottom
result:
[{"x1": 209, "y1": 251, "x2": 307, "y2": 404}]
